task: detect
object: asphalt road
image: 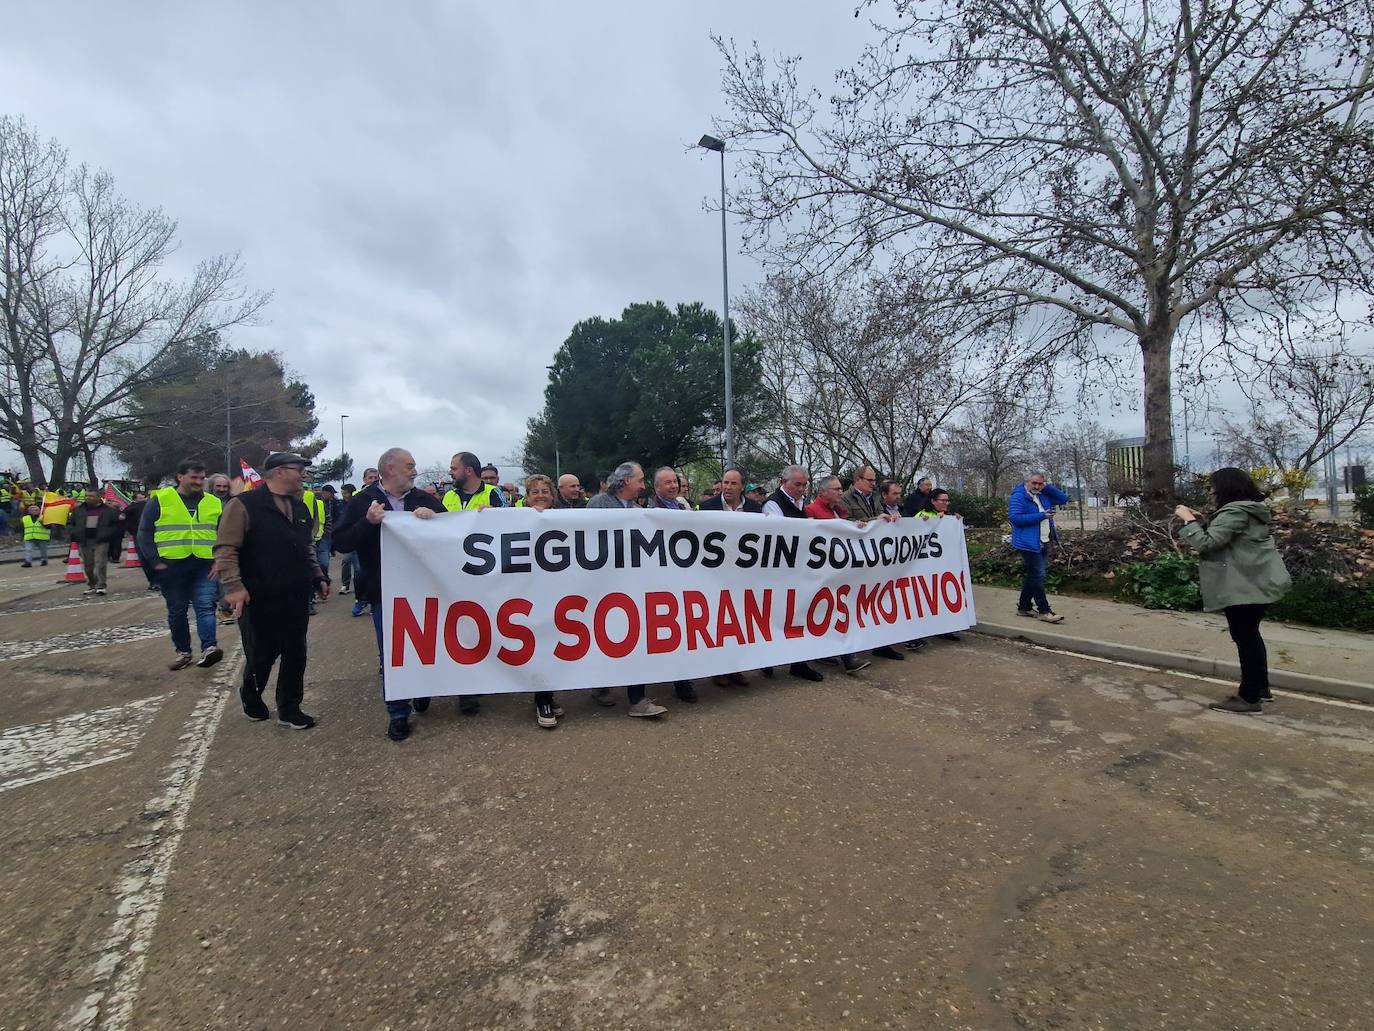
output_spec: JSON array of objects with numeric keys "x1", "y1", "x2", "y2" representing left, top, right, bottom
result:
[{"x1": 2, "y1": 558, "x2": 1372, "y2": 1030}]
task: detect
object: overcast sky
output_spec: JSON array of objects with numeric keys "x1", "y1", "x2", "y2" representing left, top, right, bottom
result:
[{"x1": 2, "y1": 1, "x2": 888, "y2": 481}]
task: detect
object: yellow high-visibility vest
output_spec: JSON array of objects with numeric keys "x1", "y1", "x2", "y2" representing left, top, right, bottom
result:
[
  {"x1": 442, "y1": 484, "x2": 499, "y2": 512},
  {"x1": 152, "y1": 488, "x2": 222, "y2": 560},
  {"x1": 22, "y1": 515, "x2": 50, "y2": 541},
  {"x1": 302, "y1": 490, "x2": 325, "y2": 541}
]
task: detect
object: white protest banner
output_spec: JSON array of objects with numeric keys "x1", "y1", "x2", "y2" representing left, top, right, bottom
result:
[{"x1": 380, "y1": 508, "x2": 976, "y2": 700}]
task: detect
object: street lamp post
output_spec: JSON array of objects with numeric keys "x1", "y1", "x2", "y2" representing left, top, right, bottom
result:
[
  {"x1": 340, "y1": 414, "x2": 349, "y2": 481},
  {"x1": 698, "y1": 133, "x2": 735, "y2": 470}
]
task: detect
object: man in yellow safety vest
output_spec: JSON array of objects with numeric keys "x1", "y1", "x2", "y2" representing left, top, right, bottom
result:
[
  {"x1": 440, "y1": 451, "x2": 503, "y2": 716},
  {"x1": 137, "y1": 459, "x2": 225, "y2": 671},
  {"x1": 20, "y1": 503, "x2": 50, "y2": 567}
]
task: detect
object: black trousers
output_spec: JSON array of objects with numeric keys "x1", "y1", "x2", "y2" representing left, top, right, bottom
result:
[
  {"x1": 1224, "y1": 603, "x2": 1269, "y2": 703},
  {"x1": 239, "y1": 589, "x2": 311, "y2": 713}
]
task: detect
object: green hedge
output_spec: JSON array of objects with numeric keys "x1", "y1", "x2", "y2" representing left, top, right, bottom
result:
[{"x1": 948, "y1": 492, "x2": 1007, "y2": 528}]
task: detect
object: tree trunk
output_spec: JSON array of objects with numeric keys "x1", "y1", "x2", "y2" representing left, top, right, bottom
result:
[{"x1": 1140, "y1": 330, "x2": 1175, "y2": 515}]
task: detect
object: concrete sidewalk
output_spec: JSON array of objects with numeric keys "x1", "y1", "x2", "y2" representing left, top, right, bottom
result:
[{"x1": 972, "y1": 583, "x2": 1374, "y2": 704}]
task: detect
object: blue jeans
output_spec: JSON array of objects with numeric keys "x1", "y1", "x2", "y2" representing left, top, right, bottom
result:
[
  {"x1": 338, "y1": 552, "x2": 355, "y2": 589},
  {"x1": 158, "y1": 558, "x2": 218, "y2": 654},
  {"x1": 373, "y1": 604, "x2": 427, "y2": 720},
  {"x1": 24, "y1": 539, "x2": 49, "y2": 564},
  {"x1": 1018, "y1": 547, "x2": 1051, "y2": 614},
  {"x1": 315, "y1": 538, "x2": 331, "y2": 587}
]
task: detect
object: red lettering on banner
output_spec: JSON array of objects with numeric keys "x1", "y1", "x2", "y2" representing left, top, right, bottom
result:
[
  {"x1": 594, "y1": 592, "x2": 639, "y2": 658},
  {"x1": 744, "y1": 589, "x2": 772, "y2": 643},
  {"x1": 917, "y1": 574, "x2": 942, "y2": 615},
  {"x1": 783, "y1": 589, "x2": 805, "y2": 639},
  {"x1": 553, "y1": 596, "x2": 590, "y2": 661},
  {"x1": 941, "y1": 571, "x2": 963, "y2": 612},
  {"x1": 645, "y1": 592, "x2": 682, "y2": 654},
  {"x1": 684, "y1": 591, "x2": 714, "y2": 650},
  {"x1": 443, "y1": 600, "x2": 491, "y2": 665},
  {"x1": 496, "y1": 598, "x2": 535, "y2": 665},
  {"x1": 855, "y1": 582, "x2": 880, "y2": 628},
  {"x1": 716, "y1": 590, "x2": 746, "y2": 646},
  {"x1": 806, "y1": 587, "x2": 835, "y2": 636},
  {"x1": 893, "y1": 577, "x2": 913, "y2": 620},
  {"x1": 392, "y1": 597, "x2": 438, "y2": 665},
  {"x1": 877, "y1": 581, "x2": 898, "y2": 624},
  {"x1": 834, "y1": 584, "x2": 851, "y2": 633}
]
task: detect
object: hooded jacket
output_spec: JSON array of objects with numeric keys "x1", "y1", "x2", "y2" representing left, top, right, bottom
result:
[
  {"x1": 1007, "y1": 482, "x2": 1069, "y2": 552},
  {"x1": 1178, "y1": 500, "x2": 1291, "y2": 611}
]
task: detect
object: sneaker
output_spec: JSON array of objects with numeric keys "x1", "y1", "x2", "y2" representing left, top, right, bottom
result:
[
  {"x1": 412, "y1": 697, "x2": 431, "y2": 714},
  {"x1": 83, "y1": 588, "x2": 97, "y2": 597},
  {"x1": 351, "y1": 600, "x2": 366, "y2": 618},
  {"x1": 627, "y1": 699, "x2": 667, "y2": 718},
  {"x1": 789, "y1": 662, "x2": 823, "y2": 682},
  {"x1": 536, "y1": 701, "x2": 559, "y2": 729},
  {"x1": 340, "y1": 585, "x2": 351, "y2": 595},
  {"x1": 168, "y1": 652, "x2": 194, "y2": 671},
  {"x1": 95, "y1": 588, "x2": 106, "y2": 595},
  {"x1": 41, "y1": 560, "x2": 49, "y2": 566},
  {"x1": 1259, "y1": 690, "x2": 1274, "y2": 703},
  {"x1": 277, "y1": 709, "x2": 316, "y2": 730},
  {"x1": 20, "y1": 562, "x2": 31, "y2": 568},
  {"x1": 1017, "y1": 608, "x2": 1037, "y2": 618},
  {"x1": 308, "y1": 601, "x2": 318, "y2": 616},
  {"x1": 905, "y1": 639, "x2": 928, "y2": 652},
  {"x1": 1037, "y1": 612, "x2": 1065, "y2": 624},
  {"x1": 873, "y1": 645, "x2": 904, "y2": 661},
  {"x1": 550, "y1": 701, "x2": 565, "y2": 717},
  {"x1": 592, "y1": 688, "x2": 617, "y2": 707},
  {"x1": 239, "y1": 688, "x2": 270, "y2": 722},
  {"x1": 459, "y1": 696, "x2": 481, "y2": 716},
  {"x1": 196, "y1": 646, "x2": 224, "y2": 668},
  {"x1": 387, "y1": 717, "x2": 410, "y2": 741},
  {"x1": 842, "y1": 655, "x2": 871, "y2": 674},
  {"x1": 218, "y1": 615, "x2": 236, "y2": 625},
  {"x1": 1208, "y1": 695, "x2": 1262, "y2": 714},
  {"x1": 674, "y1": 681, "x2": 698, "y2": 703}
]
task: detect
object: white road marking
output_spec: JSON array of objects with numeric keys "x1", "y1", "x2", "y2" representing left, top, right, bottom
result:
[
  {"x1": 62, "y1": 650, "x2": 239, "y2": 1031},
  {"x1": 0, "y1": 623, "x2": 166, "y2": 663},
  {"x1": 0, "y1": 696, "x2": 167, "y2": 794},
  {"x1": 1023, "y1": 643, "x2": 1374, "y2": 712}
]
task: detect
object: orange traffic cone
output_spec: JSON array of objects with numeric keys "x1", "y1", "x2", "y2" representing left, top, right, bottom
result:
[
  {"x1": 121, "y1": 537, "x2": 141, "y2": 568},
  {"x1": 63, "y1": 540, "x2": 86, "y2": 583}
]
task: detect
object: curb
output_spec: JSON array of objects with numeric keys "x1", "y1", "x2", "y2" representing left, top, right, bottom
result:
[{"x1": 973, "y1": 620, "x2": 1374, "y2": 706}]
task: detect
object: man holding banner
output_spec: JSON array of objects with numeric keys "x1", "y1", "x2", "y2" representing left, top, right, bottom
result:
[{"x1": 332, "y1": 446, "x2": 446, "y2": 742}]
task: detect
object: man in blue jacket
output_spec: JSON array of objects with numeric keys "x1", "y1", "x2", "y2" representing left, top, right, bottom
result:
[{"x1": 1007, "y1": 473, "x2": 1069, "y2": 623}]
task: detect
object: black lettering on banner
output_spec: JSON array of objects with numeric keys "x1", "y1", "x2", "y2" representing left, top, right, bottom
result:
[
  {"x1": 928, "y1": 531, "x2": 943, "y2": 559},
  {"x1": 668, "y1": 530, "x2": 700, "y2": 566},
  {"x1": 701, "y1": 531, "x2": 726, "y2": 568},
  {"x1": 807, "y1": 536, "x2": 826, "y2": 569},
  {"x1": 736, "y1": 533, "x2": 760, "y2": 568},
  {"x1": 775, "y1": 535, "x2": 798, "y2": 568},
  {"x1": 575, "y1": 530, "x2": 609, "y2": 570},
  {"x1": 879, "y1": 536, "x2": 894, "y2": 565},
  {"x1": 535, "y1": 530, "x2": 571, "y2": 572},
  {"x1": 629, "y1": 528, "x2": 666, "y2": 568},
  {"x1": 461, "y1": 533, "x2": 495, "y2": 575},
  {"x1": 916, "y1": 534, "x2": 930, "y2": 560},
  {"x1": 500, "y1": 532, "x2": 532, "y2": 573}
]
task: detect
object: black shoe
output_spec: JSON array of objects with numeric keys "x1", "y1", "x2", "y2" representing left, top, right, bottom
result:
[
  {"x1": 20, "y1": 561, "x2": 31, "y2": 568},
  {"x1": 277, "y1": 709, "x2": 317, "y2": 729},
  {"x1": 842, "y1": 655, "x2": 871, "y2": 674},
  {"x1": 196, "y1": 646, "x2": 224, "y2": 668},
  {"x1": 1209, "y1": 695, "x2": 1262, "y2": 714},
  {"x1": 412, "y1": 697, "x2": 431, "y2": 714},
  {"x1": 674, "y1": 681, "x2": 698, "y2": 703},
  {"x1": 239, "y1": 688, "x2": 270, "y2": 722},
  {"x1": 760, "y1": 666, "x2": 775, "y2": 679},
  {"x1": 536, "y1": 700, "x2": 558, "y2": 729},
  {"x1": 817, "y1": 656, "x2": 840, "y2": 666},
  {"x1": 387, "y1": 717, "x2": 410, "y2": 741},
  {"x1": 873, "y1": 645, "x2": 904, "y2": 661},
  {"x1": 905, "y1": 639, "x2": 928, "y2": 652},
  {"x1": 790, "y1": 662, "x2": 823, "y2": 682},
  {"x1": 941, "y1": 633, "x2": 962, "y2": 642},
  {"x1": 459, "y1": 696, "x2": 480, "y2": 716},
  {"x1": 1258, "y1": 689, "x2": 1274, "y2": 703}
]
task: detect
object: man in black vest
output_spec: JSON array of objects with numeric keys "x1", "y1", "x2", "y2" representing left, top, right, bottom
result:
[
  {"x1": 760, "y1": 465, "x2": 825, "y2": 682},
  {"x1": 215, "y1": 452, "x2": 329, "y2": 729}
]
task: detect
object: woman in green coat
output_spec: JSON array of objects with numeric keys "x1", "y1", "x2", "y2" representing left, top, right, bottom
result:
[{"x1": 1175, "y1": 468, "x2": 1292, "y2": 714}]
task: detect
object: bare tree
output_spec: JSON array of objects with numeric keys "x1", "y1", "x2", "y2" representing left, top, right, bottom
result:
[
  {"x1": 737, "y1": 272, "x2": 1016, "y2": 483},
  {"x1": 942, "y1": 371, "x2": 1048, "y2": 496},
  {"x1": 0, "y1": 117, "x2": 268, "y2": 484},
  {"x1": 1217, "y1": 342, "x2": 1374, "y2": 494},
  {"x1": 715, "y1": 0, "x2": 1374, "y2": 509}
]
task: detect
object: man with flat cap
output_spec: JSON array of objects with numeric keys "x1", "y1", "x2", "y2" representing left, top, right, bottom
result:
[{"x1": 215, "y1": 452, "x2": 330, "y2": 729}]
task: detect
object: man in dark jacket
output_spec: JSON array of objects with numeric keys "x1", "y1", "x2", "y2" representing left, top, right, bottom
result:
[
  {"x1": 332, "y1": 447, "x2": 446, "y2": 742},
  {"x1": 68, "y1": 491, "x2": 120, "y2": 595},
  {"x1": 700, "y1": 467, "x2": 763, "y2": 513},
  {"x1": 119, "y1": 492, "x2": 157, "y2": 590},
  {"x1": 215, "y1": 452, "x2": 328, "y2": 729}
]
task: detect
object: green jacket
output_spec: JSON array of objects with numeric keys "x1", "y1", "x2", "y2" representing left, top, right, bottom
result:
[{"x1": 1178, "y1": 501, "x2": 1291, "y2": 611}]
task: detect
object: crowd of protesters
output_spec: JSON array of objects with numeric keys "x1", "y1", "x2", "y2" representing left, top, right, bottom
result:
[{"x1": 9, "y1": 450, "x2": 1287, "y2": 734}]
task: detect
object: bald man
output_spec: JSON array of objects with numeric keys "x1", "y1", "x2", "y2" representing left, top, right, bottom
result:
[{"x1": 554, "y1": 474, "x2": 586, "y2": 509}]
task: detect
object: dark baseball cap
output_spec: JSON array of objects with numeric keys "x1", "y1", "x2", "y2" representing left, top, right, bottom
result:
[{"x1": 264, "y1": 452, "x2": 310, "y2": 471}]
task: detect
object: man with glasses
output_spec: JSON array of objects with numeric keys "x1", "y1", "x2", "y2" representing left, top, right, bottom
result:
[
  {"x1": 841, "y1": 466, "x2": 881, "y2": 523},
  {"x1": 1008, "y1": 473, "x2": 1069, "y2": 623}
]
